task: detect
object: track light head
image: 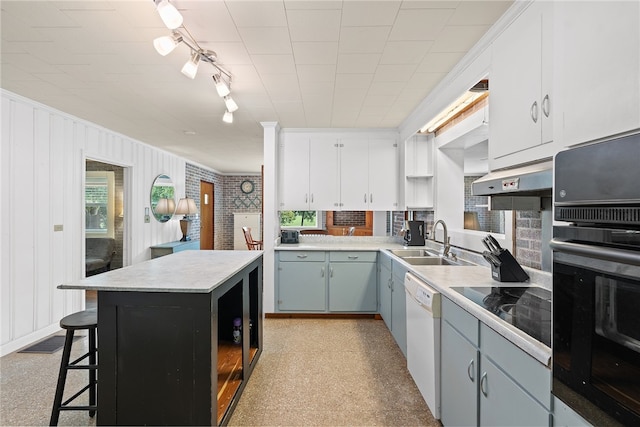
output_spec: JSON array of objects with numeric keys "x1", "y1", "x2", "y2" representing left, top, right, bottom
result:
[
  {"x1": 153, "y1": 32, "x2": 182, "y2": 56},
  {"x1": 155, "y1": 0, "x2": 183, "y2": 30},
  {"x1": 224, "y1": 96, "x2": 238, "y2": 113},
  {"x1": 222, "y1": 110, "x2": 233, "y2": 124},
  {"x1": 181, "y1": 51, "x2": 200, "y2": 79},
  {"x1": 212, "y1": 74, "x2": 231, "y2": 97}
]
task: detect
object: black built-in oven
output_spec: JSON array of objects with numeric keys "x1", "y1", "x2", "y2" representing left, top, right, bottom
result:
[{"x1": 552, "y1": 133, "x2": 640, "y2": 426}]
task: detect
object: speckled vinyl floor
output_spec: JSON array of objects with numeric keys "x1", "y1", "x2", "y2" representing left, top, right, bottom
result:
[
  {"x1": 1, "y1": 315, "x2": 438, "y2": 426},
  {"x1": 228, "y1": 318, "x2": 439, "y2": 427}
]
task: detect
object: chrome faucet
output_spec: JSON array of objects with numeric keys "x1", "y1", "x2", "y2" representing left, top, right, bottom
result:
[{"x1": 431, "y1": 219, "x2": 451, "y2": 257}]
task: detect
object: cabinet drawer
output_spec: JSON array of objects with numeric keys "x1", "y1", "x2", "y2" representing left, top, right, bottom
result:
[
  {"x1": 279, "y1": 251, "x2": 325, "y2": 262},
  {"x1": 329, "y1": 251, "x2": 377, "y2": 262},
  {"x1": 443, "y1": 298, "x2": 479, "y2": 346},
  {"x1": 480, "y1": 323, "x2": 551, "y2": 409}
]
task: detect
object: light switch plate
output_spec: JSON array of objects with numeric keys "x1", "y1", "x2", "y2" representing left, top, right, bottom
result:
[{"x1": 53, "y1": 224, "x2": 63, "y2": 232}]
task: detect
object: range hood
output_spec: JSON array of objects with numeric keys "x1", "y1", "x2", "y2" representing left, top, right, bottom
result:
[{"x1": 472, "y1": 161, "x2": 553, "y2": 210}]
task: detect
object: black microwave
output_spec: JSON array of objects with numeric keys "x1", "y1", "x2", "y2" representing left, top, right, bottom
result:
[{"x1": 281, "y1": 230, "x2": 299, "y2": 244}]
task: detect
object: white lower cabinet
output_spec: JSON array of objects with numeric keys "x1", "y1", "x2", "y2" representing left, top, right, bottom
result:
[
  {"x1": 276, "y1": 251, "x2": 377, "y2": 313},
  {"x1": 441, "y1": 297, "x2": 551, "y2": 426}
]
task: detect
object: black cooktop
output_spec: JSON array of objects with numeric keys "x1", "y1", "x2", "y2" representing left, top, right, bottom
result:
[{"x1": 450, "y1": 286, "x2": 552, "y2": 347}]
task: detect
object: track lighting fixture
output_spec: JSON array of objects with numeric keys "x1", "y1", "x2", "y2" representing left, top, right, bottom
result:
[
  {"x1": 152, "y1": 0, "x2": 237, "y2": 122},
  {"x1": 153, "y1": 32, "x2": 182, "y2": 56},
  {"x1": 155, "y1": 0, "x2": 183, "y2": 30},
  {"x1": 212, "y1": 74, "x2": 230, "y2": 97},
  {"x1": 181, "y1": 51, "x2": 200, "y2": 79},
  {"x1": 224, "y1": 96, "x2": 238, "y2": 113}
]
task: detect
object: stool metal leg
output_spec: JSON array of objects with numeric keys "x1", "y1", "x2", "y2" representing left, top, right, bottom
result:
[{"x1": 50, "y1": 329, "x2": 75, "y2": 426}]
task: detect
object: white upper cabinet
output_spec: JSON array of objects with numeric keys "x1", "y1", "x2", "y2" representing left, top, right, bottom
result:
[
  {"x1": 404, "y1": 135, "x2": 435, "y2": 210},
  {"x1": 340, "y1": 138, "x2": 398, "y2": 211},
  {"x1": 279, "y1": 135, "x2": 339, "y2": 210},
  {"x1": 279, "y1": 132, "x2": 398, "y2": 211},
  {"x1": 553, "y1": 1, "x2": 640, "y2": 147},
  {"x1": 489, "y1": 1, "x2": 555, "y2": 169}
]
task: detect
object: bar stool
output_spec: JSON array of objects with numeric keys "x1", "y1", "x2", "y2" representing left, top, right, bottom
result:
[{"x1": 49, "y1": 309, "x2": 98, "y2": 426}]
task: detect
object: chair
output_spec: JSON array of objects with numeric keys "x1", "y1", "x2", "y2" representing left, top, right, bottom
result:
[
  {"x1": 50, "y1": 309, "x2": 98, "y2": 426},
  {"x1": 242, "y1": 227, "x2": 263, "y2": 250},
  {"x1": 85, "y1": 238, "x2": 116, "y2": 276}
]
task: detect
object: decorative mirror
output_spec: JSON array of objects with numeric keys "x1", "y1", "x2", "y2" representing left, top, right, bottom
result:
[{"x1": 150, "y1": 174, "x2": 176, "y2": 223}]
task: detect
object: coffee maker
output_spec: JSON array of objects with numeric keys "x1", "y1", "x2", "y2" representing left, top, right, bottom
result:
[{"x1": 404, "y1": 220, "x2": 426, "y2": 246}]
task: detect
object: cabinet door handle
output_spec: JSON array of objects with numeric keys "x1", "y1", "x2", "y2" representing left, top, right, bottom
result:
[
  {"x1": 311, "y1": 193, "x2": 314, "y2": 203},
  {"x1": 542, "y1": 94, "x2": 550, "y2": 118},
  {"x1": 296, "y1": 254, "x2": 308, "y2": 259},
  {"x1": 370, "y1": 193, "x2": 373, "y2": 203},
  {"x1": 467, "y1": 360, "x2": 475, "y2": 382},
  {"x1": 364, "y1": 193, "x2": 367, "y2": 203},
  {"x1": 530, "y1": 101, "x2": 538, "y2": 123},
  {"x1": 480, "y1": 372, "x2": 488, "y2": 397},
  {"x1": 347, "y1": 255, "x2": 359, "y2": 260},
  {"x1": 305, "y1": 193, "x2": 308, "y2": 203},
  {"x1": 387, "y1": 278, "x2": 391, "y2": 289},
  {"x1": 321, "y1": 267, "x2": 325, "y2": 277},
  {"x1": 330, "y1": 267, "x2": 334, "y2": 277}
]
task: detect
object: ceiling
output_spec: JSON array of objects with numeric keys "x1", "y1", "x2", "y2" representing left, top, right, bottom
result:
[{"x1": 1, "y1": 0, "x2": 511, "y2": 174}]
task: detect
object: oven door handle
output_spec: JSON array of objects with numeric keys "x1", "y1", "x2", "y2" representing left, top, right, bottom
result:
[{"x1": 550, "y1": 239, "x2": 640, "y2": 266}]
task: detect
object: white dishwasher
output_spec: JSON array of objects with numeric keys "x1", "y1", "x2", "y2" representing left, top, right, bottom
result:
[{"x1": 404, "y1": 272, "x2": 441, "y2": 419}]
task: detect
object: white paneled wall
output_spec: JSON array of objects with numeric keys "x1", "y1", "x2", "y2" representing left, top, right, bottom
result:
[{"x1": 1, "y1": 89, "x2": 186, "y2": 356}]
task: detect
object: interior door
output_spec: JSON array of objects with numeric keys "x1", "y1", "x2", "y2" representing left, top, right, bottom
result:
[{"x1": 200, "y1": 181, "x2": 214, "y2": 249}]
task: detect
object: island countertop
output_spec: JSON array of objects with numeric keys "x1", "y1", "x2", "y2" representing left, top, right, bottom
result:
[{"x1": 59, "y1": 250, "x2": 263, "y2": 293}]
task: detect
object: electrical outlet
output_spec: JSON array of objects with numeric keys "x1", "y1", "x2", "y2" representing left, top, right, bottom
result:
[{"x1": 53, "y1": 224, "x2": 63, "y2": 232}]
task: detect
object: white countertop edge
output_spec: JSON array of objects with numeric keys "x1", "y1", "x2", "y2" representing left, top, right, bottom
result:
[{"x1": 58, "y1": 250, "x2": 263, "y2": 293}]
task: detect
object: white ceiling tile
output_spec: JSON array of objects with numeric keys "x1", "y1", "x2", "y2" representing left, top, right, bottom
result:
[
  {"x1": 339, "y1": 27, "x2": 391, "y2": 54},
  {"x1": 225, "y1": 1, "x2": 288, "y2": 27},
  {"x1": 405, "y1": 72, "x2": 447, "y2": 90},
  {"x1": 1, "y1": 1, "x2": 80, "y2": 28},
  {"x1": 292, "y1": 42, "x2": 338, "y2": 64},
  {"x1": 203, "y1": 42, "x2": 252, "y2": 66},
  {"x1": 400, "y1": 1, "x2": 461, "y2": 9},
  {"x1": 297, "y1": 64, "x2": 337, "y2": 83},
  {"x1": 380, "y1": 40, "x2": 433, "y2": 64},
  {"x1": 335, "y1": 74, "x2": 374, "y2": 89},
  {"x1": 261, "y1": 74, "x2": 301, "y2": 103},
  {"x1": 251, "y1": 54, "x2": 296, "y2": 75},
  {"x1": 287, "y1": 9, "x2": 341, "y2": 42},
  {"x1": 341, "y1": 1, "x2": 401, "y2": 26},
  {"x1": 337, "y1": 54, "x2": 381, "y2": 74},
  {"x1": 178, "y1": 2, "x2": 242, "y2": 42},
  {"x1": 389, "y1": 8, "x2": 455, "y2": 41},
  {"x1": 447, "y1": 1, "x2": 512, "y2": 26},
  {"x1": 238, "y1": 27, "x2": 292, "y2": 55},
  {"x1": 363, "y1": 94, "x2": 397, "y2": 107},
  {"x1": 373, "y1": 64, "x2": 418, "y2": 82},
  {"x1": 284, "y1": 1, "x2": 342, "y2": 10},
  {"x1": 430, "y1": 25, "x2": 490, "y2": 52},
  {"x1": 368, "y1": 81, "x2": 407, "y2": 96},
  {"x1": 416, "y1": 51, "x2": 465, "y2": 73}
]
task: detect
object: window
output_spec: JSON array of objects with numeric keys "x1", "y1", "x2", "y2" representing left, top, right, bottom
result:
[
  {"x1": 86, "y1": 171, "x2": 115, "y2": 238},
  {"x1": 279, "y1": 211, "x2": 318, "y2": 228}
]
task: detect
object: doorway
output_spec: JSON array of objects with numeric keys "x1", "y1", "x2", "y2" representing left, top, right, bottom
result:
[{"x1": 200, "y1": 180, "x2": 214, "y2": 249}]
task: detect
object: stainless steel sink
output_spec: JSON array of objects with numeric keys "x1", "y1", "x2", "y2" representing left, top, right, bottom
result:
[
  {"x1": 389, "y1": 249, "x2": 438, "y2": 257},
  {"x1": 401, "y1": 256, "x2": 473, "y2": 266}
]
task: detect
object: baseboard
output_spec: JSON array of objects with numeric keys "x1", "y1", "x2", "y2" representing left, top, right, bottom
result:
[
  {"x1": 0, "y1": 323, "x2": 62, "y2": 357},
  {"x1": 265, "y1": 313, "x2": 378, "y2": 319}
]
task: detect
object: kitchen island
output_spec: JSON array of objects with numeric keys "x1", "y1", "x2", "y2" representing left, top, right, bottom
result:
[{"x1": 59, "y1": 250, "x2": 263, "y2": 426}]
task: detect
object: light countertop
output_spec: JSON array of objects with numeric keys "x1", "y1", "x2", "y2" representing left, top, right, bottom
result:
[
  {"x1": 59, "y1": 250, "x2": 262, "y2": 293},
  {"x1": 276, "y1": 237, "x2": 551, "y2": 365}
]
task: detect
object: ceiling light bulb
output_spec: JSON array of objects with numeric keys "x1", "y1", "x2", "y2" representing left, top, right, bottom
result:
[
  {"x1": 222, "y1": 110, "x2": 233, "y2": 124},
  {"x1": 153, "y1": 33, "x2": 181, "y2": 56},
  {"x1": 181, "y1": 51, "x2": 200, "y2": 79},
  {"x1": 156, "y1": 0, "x2": 183, "y2": 30},
  {"x1": 212, "y1": 75, "x2": 230, "y2": 97},
  {"x1": 224, "y1": 96, "x2": 238, "y2": 113}
]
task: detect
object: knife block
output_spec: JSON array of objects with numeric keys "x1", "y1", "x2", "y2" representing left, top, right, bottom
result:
[{"x1": 491, "y1": 250, "x2": 529, "y2": 282}]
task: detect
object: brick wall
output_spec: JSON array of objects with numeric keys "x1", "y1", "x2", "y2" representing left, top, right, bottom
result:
[
  {"x1": 515, "y1": 210, "x2": 543, "y2": 270},
  {"x1": 332, "y1": 211, "x2": 366, "y2": 226},
  {"x1": 185, "y1": 164, "x2": 262, "y2": 250},
  {"x1": 86, "y1": 160, "x2": 124, "y2": 269}
]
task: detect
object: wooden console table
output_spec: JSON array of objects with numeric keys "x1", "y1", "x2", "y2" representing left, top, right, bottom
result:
[{"x1": 59, "y1": 250, "x2": 263, "y2": 426}]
